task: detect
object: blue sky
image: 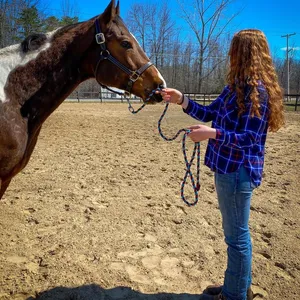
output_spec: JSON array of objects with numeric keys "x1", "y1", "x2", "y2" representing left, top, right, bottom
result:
[{"x1": 45, "y1": 0, "x2": 300, "y2": 59}]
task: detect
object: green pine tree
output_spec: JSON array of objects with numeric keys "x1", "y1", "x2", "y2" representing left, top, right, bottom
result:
[
  {"x1": 60, "y1": 16, "x2": 79, "y2": 27},
  {"x1": 43, "y1": 16, "x2": 61, "y2": 32},
  {"x1": 16, "y1": 6, "x2": 42, "y2": 41}
]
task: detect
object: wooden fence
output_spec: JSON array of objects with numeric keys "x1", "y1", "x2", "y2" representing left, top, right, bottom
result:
[
  {"x1": 284, "y1": 94, "x2": 300, "y2": 111},
  {"x1": 66, "y1": 91, "x2": 300, "y2": 111}
]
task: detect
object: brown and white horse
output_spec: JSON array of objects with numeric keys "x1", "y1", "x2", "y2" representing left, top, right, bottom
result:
[{"x1": 0, "y1": 0, "x2": 166, "y2": 199}]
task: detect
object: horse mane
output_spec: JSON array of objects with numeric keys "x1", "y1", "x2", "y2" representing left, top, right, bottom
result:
[
  {"x1": 21, "y1": 33, "x2": 47, "y2": 53},
  {"x1": 20, "y1": 21, "x2": 90, "y2": 54},
  {"x1": 52, "y1": 22, "x2": 84, "y2": 39}
]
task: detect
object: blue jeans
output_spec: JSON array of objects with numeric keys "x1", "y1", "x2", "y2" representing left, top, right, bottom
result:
[{"x1": 215, "y1": 166, "x2": 255, "y2": 300}]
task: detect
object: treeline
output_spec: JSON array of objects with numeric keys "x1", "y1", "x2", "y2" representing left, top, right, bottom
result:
[
  {"x1": 1, "y1": 0, "x2": 299, "y2": 94},
  {"x1": 0, "y1": 0, "x2": 78, "y2": 47}
]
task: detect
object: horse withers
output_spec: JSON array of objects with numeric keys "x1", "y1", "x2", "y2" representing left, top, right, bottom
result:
[{"x1": 0, "y1": 0, "x2": 166, "y2": 199}]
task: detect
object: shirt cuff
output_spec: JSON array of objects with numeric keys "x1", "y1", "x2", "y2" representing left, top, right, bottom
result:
[
  {"x1": 215, "y1": 129, "x2": 226, "y2": 145},
  {"x1": 182, "y1": 98, "x2": 193, "y2": 113}
]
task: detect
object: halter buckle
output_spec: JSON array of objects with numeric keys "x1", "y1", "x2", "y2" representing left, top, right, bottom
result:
[
  {"x1": 130, "y1": 71, "x2": 140, "y2": 82},
  {"x1": 95, "y1": 33, "x2": 105, "y2": 44}
]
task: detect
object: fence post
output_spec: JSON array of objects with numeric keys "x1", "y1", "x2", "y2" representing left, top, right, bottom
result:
[
  {"x1": 98, "y1": 91, "x2": 101, "y2": 103},
  {"x1": 296, "y1": 96, "x2": 299, "y2": 112},
  {"x1": 76, "y1": 91, "x2": 79, "y2": 102}
]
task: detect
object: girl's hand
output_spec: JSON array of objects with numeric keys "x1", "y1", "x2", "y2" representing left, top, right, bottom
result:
[
  {"x1": 156, "y1": 88, "x2": 183, "y2": 104},
  {"x1": 187, "y1": 125, "x2": 217, "y2": 142}
]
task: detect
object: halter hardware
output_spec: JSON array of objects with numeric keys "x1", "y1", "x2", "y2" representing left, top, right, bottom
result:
[
  {"x1": 95, "y1": 33, "x2": 105, "y2": 44},
  {"x1": 94, "y1": 18, "x2": 153, "y2": 97},
  {"x1": 129, "y1": 71, "x2": 140, "y2": 82},
  {"x1": 100, "y1": 49, "x2": 110, "y2": 59}
]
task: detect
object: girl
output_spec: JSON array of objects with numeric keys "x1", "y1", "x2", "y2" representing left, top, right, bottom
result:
[{"x1": 158, "y1": 29, "x2": 285, "y2": 300}]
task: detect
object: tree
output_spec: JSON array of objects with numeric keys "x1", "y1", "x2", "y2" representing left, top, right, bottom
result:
[
  {"x1": 126, "y1": 1, "x2": 177, "y2": 85},
  {"x1": 43, "y1": 15, "x2": 60, "y2": 32},
  {"x1": 148, "y1": 1, "x2": 176, "y2": 69},
  {"x1": 61, "y1": 0, "x2": 78, "y2": 18},
  {"x1": 177, "y1": 0, "x2": 239, "y2": 92},
  {"x1": 126, "y1": 3, "x2": 151, "y2": 51},
  {"x1": 15, "y1": 5, "x2": 42, "y2": 41},
  {"x1": 60, "y1": 15, "x2": 78, "y2": 26}
]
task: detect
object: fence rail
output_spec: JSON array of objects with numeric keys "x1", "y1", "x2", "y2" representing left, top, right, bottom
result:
[
  {"x1": 66, "y1": 91, "x2": 300, "y2": 111},
  {"x1": 283, "y1": 94, "x2": 300, "y2": 111}
]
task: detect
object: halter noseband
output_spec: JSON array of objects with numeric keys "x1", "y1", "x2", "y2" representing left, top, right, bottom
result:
[{"x1": 94, "y1": 19, "x2": 153, "y2": 97}]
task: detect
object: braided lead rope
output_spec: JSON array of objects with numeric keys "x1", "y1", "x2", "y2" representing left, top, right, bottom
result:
[
  {"x1": 127, "y1": 87, "x2": 161, "y2": 114},
  {"x1": 127, "y1": 101, "x2": 146, "y2": 114},
  {"x1": 127, "y1": 87, "x2": 201, "y2": 206},
  {"x1": 158, "y1": 102, "x2": 201, "y2": 206}
]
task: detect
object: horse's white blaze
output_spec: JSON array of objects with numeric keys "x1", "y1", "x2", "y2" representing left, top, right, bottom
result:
[
  {"x1": 155, "y1": 67, "x2": 167, "y2": 87},
  {"x1": 130, "y1": 32, "x2": 140, "y2": 45},
  {"x1": 0, "y1": 31, "x2": 57, "y2": 103}
]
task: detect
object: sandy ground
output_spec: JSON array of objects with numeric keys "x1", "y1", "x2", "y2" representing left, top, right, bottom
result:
[{"x1": 0, "y1": 103, "x2": 299, "y2": 300}]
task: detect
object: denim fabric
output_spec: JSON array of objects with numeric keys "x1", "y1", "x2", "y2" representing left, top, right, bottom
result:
[{"x1": 215, "y1": 166, "x2": 255, "y2": 300}]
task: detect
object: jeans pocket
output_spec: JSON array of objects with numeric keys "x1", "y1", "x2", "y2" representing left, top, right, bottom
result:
[{"x1": 238, "y1": 166, "x2": 255, "y2": 193}]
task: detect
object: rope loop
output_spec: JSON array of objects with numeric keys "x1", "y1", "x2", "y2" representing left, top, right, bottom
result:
[
  {"x1": 158, "y1": 102, "x2": 201, "y2": 206},
  {"x1": 125, "y1": 87, "x2": 201, "y2": 206}
]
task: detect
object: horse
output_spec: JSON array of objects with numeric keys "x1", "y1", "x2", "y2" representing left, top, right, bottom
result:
[{"x1": 0, "y1": 0, "x2": 166, "y2": 200}]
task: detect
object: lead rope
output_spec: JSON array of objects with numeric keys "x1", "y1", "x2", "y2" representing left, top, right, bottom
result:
[{"x1": 129, "y1": 88, "x2": 201, "y2": 206}]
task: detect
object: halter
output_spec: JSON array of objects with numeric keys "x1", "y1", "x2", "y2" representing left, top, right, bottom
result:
[{"x1": 94, "y1": 19, "x2": 153, "y2": 97}]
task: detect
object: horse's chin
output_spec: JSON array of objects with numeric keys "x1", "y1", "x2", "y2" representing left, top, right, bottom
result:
[{"x1": 144, "y1": 92, "x2": 163, "y2": 104}]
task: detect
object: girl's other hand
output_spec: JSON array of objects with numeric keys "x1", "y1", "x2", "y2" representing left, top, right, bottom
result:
[{"x1": 187, "y1": 124, "x2": 217, "y2": 142}]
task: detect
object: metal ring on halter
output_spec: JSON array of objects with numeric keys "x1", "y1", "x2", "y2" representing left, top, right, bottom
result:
[
  {"x1": 124, "y1": 91, "x2": 131, "y2": 98},
  {"x1": 100, "y1": 50, "x2": 110, "y2": 59}
]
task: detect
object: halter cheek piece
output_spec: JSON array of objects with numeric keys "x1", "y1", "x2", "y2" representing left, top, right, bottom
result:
[{"x1": 94, "y1": 19, "x2": 153, "y2": 97}]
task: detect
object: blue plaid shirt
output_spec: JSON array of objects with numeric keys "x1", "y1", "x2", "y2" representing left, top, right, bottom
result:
[{"x1": 184, "y1": 84, "x2": 269, "y2": 187}]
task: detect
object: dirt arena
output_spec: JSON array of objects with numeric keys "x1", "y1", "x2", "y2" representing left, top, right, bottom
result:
[{"x1": 0, "y1": 103, "x2": 299, "y2": 300}]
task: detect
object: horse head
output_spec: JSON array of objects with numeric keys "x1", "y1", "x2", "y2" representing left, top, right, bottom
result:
[{"x1": 83, "y1": 0, "x2": 165, "y2": 103}]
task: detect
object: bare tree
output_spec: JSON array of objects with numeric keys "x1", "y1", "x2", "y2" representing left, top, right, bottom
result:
[
  {"x1": 177, "y1": 0, "x2": 239, "y2": 92},
  {"x1": 60, "y1": 0, "x2": 78, "y2": 18},
  {"x1": 148, "y1": 1, "x2": 176, "y2": 68},
  {"x1": 126, "y1": 3, "x2": 151, "y2": 51},
  {"x1": 126, "y1": 1, "x2": 176, "y2": 67}
]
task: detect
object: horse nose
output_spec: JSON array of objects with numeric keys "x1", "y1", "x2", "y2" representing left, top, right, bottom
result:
[{"x1": 159, "y1": 83, "x2": 166, "y2": 89}]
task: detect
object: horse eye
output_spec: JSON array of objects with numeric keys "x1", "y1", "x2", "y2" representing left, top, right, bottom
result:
[{"x1": 121, "y1": 41, "x2": 131, "y2": 49}]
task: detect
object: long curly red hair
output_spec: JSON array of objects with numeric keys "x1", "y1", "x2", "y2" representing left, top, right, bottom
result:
[{"x1": 227, "y1": 29, "x2": 285, "y2": 132}]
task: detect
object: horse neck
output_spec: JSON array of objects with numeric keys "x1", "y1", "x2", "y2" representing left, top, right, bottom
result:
[
  {"x1": 22, "y1": 64, "x2": 89, "y2": 133},
  {"x1": 12, "y1": 24, "x2": 94, "y2": 131}
]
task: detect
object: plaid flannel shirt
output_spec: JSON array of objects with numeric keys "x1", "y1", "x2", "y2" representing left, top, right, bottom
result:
[{"x1": 183, "y1": 84, "x2": 269, "y2": 187}]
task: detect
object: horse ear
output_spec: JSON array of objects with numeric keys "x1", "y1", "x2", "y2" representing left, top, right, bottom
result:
[
  {"x1": 102, "y1": 0, "x2": 116, "y2": 24},
  {"x1": 116, "y1": 1, "x2": 120, "y2": 15}
]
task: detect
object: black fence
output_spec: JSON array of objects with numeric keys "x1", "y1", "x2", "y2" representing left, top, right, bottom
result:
[
  {"x1": 284, "y1": 94, "x2": 300, "y2": 111},
  {"x1": 66, "y1": 91, "x2": 300, "y2": 111}
]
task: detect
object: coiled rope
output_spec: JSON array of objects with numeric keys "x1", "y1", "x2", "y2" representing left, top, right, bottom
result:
[{"x1": 128, "y1": 88, "x2": 201, "y2": 206}]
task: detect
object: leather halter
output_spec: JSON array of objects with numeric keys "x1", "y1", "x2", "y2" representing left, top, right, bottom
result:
[{"x1": 94, "y1": 19, "x2": 153, "y2": 96}]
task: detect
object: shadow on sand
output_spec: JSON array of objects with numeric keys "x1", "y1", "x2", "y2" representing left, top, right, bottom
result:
[{"x1": 27, "y1": 284, "x2": 203, "y2": 300}]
